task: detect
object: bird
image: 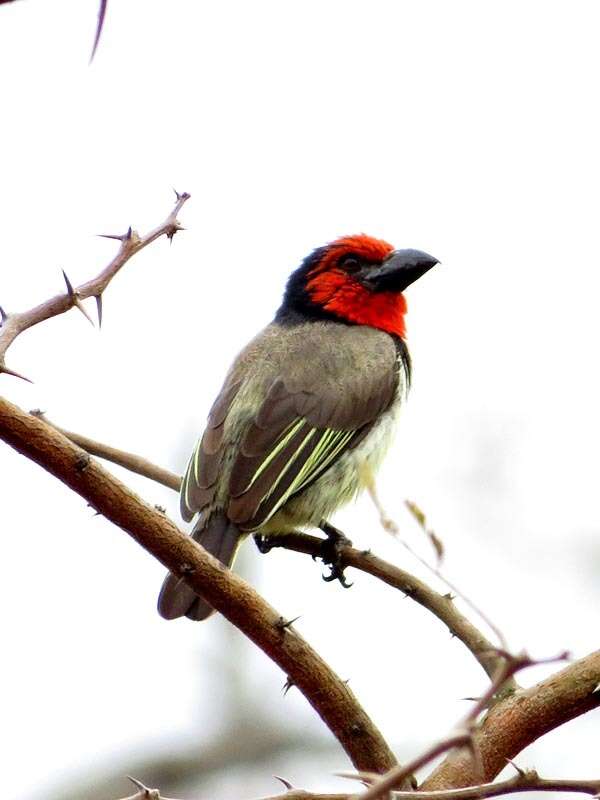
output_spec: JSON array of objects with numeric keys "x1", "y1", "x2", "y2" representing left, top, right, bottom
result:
[{"x1": 158, "y1": 234, "x2": 437, "y2": 620}]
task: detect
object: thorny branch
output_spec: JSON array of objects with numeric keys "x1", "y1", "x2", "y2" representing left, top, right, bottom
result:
[
  {"x1": 261, "y1": 531, "x2": 507, "y2": 682},
  {"x1": 22, "y1": 410, "x2": 507, "y2": 681},
  {"x1": 0, "y1": 190, "x2": 190, "y2": 382},
  {"x1": 115, "y1": 763, "x2": 600, "y2": 800},
  {"x1": 21, "y1": 411, "x2": 507, "y2": 681},
  {"x1": 1, "y1": 192, "x2": 599, "y2": 800},
  {"x1": 31, "y1": 411, "x2": 182, "y2": 492},
  {"x1": 0, "y1": 395, "x2": 399, "y2": 778},
  {"x1": 6, "y1": 405, "x2": 599, "y2": 798},
  {"x1": 422, "y1": 648, "x2": 600, "y2": 789},
  {"x1": 355, "y1": 650, "x2": 569, "y2": 800}
]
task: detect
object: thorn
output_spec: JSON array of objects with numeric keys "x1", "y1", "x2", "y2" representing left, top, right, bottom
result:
[
  {"x1": 95, "y1": 294, "x2": 103, "y2": 328},
  {"x1": 127, "y1": 776, "x2": 148, "y2": 792},
  {"x1": 334, "y1": 769, "x2": 379, "y2": 785},
  {"x1": 154, "y1": 504, "x2": 166, "y2": 514},
  {"x1": 505, "y1": 759, "x2": 526, "y2": 777},
  {"x1": 98, "y1": 233, "x2": 125, "y2": 241},
  {"x1": 90, "y1": 0, "x2": 108, "y2": 63},
  {"x1": 74, "y1": 297, "x2": 95, "y2": 327},
  {"x1": 62, "y1": 270, "x2": 94, "y2": 326},
  {"x1": 274, "y1": 776, "x2": 294, "y2": 790},
  {"x1": 1, "y1": 363, "x2": 34, "y2": 383},
  {"x1": 0, "y1": 306, "x2": 7, "y2": 324},
  {"x1": 75, "y1": 453, "x2": 91, "y2": 472},
  {"x1": 30, "y1": 408, "x2": 45, "y2": 418},
  {"x1": 98, "y1": 226, "x2": 134, "y2": 243},
  {"x1": 166, "y1": 222, "x2": 184, "y2": 244},
  {"x1": 275, "y1": 615, "x2": 301, "y2": 632},
  {"x1": 173, "y1": 189, "x2": 191, "y2": 203},
  {"x1": 126, "y1": 775, "x2": 159, "y2": 798},
  {"x1": 173, "y1": 187, "x2": 183, "y2": 201},
  {"x1": 62, "y1": 269, "x2": 75, "y2": 297},
  {"x1": 282, "y1": 677, "x2": 294, "y2": 695}
]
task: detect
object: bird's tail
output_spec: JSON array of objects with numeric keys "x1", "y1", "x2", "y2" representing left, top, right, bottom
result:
[{"x1": 157, "y1": 512, "x2": 242, "y2": 621}]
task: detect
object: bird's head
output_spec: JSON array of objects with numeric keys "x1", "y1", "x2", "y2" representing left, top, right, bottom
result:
[{"x1": 278, "y1": 234, "x2": 438, "y2": 338}]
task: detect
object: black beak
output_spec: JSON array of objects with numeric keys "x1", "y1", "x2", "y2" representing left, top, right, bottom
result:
[{"x1": 364, "y1": 249, "x2": 439, "y2": 292}]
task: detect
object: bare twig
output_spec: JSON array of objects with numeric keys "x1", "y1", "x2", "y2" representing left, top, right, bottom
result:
[
  {"x1": 31, "y1": 410, "x2": 182, "y2": 491},
  {"x1": 401, "y1": 500, "x2": 508, "y2": 652},
  {"x1": 422, "y1": 649, "x2": 600, "y2": 789},
  {"x1": 0, "y1": 394, "x2": 399, "y2": 777},
  {"x1": 0, "y1": 190, "x2": 190, "y2": 381},
  {"x1": 355, "y1": 650, "x2": 570, "y2": 800},
  {"x1": 459, "y1": 649, "x2": 568, "y2": 729},
  {"x1": 357, "y1": 733, "x2": 472, "y2": 800},
  {"x1": 262, "y1": 531, "x2": 505, "y2": 681},
  {"x1": 337, "y1": 767, "x2": 600, "y2": 799},
  {"x1": 11, "y1": 408, "x2": 508, "y2": 682},
  {"x1": 112, "y1": 767, "x2": 600, "y2": 800}
]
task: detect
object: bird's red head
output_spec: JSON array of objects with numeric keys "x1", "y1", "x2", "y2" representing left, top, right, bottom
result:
[{"x1": 279, "y1": 234, "x2": 438, "y2": 339}]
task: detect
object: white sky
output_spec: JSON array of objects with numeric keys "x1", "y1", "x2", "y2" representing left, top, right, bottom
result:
[{"x1": 1, "y1": 1, "x2": 600, "y2": 798}]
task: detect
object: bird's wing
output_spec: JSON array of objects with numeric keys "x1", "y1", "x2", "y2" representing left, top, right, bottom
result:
[{"x1": 180, "y1": 322, "x2": 408, "y2": 529}]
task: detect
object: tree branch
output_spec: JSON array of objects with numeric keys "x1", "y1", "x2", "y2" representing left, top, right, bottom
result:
[
  {"x1": 15, "y1": 410, "x2": 508, "y2": 683},
  {"x1": 352, "y1": 650, "x2": 570, "y2": 800},
  {"x1": 22, "y1": 409, "x2": 507, "y2": 682},
  {"x1": 421, "y1": 649, "x2": 600, "y2": 789},
  {"x1": 263, "y1": 531, "x2": 505, "y2": 682},
  {"x1": 114, "y1": 767, "x2": 600, "y2": 800},
  {"x1": 0, "y1": 394, "x2": 399, "y2": 778},
  {"x1": 30, "y1": 410, "x2": 182, "y2": 492},
  {"x1": 0, "y1": 190, "x2": 190, "y2": 382}
]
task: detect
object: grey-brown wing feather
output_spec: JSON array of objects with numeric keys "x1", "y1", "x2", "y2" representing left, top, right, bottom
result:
[{"x1": 180, "y1": 322, "x2": 403, "y2": 529}]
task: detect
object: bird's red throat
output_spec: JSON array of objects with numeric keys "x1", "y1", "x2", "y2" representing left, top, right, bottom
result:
[
  {"x1": 307, "y1": 270, "x2": 407, "y2": 337},
  {"x1": 306, "y1": 234, "x2": 407, "y2": 338}
]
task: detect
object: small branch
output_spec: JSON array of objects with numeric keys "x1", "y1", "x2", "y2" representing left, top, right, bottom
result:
[
  {"x1": 459, "y1": 649, "x2": 568, "y2": 730},
  {"x1": 263, "y1": 531, "x2": 506, "y2": 681},
  {"x1": 14, "y1": 410, "x2": 509, "y2": 684},
  {"x1": 0, "y1": 394, "x2": 398, "y2": 777},
  {"x1": 338, "y1": 768, "x2": 600, "y2": 799},
  {"x1": 354, "y1": 650, "x2": 569, "y2": 800},
  {"x1": 394, "y1": 770, "x2": 600, "y2": 799},
  {"x1": 402, "y1": 500, "x2": 507, "y2": 652},
  {"x1": 0, "y1": 191, "x2": 190, "y2": 381},
  {"x1": 357, "y1": 732, "x2": 472, "y2": 800},
  {"x1": 421, "y1": 649, "x2": 600, "y2": 789},
  {"x1": 31, "y1": 411, "x2": 181, "y2": 492},
  {"x1": 113, "y1": 768, "x2": 600, "y2": 800}
]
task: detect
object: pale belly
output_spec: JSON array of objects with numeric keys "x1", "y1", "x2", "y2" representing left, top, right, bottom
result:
[{"x1": 260, "y1": 395, "x2": 402, "y2": 533}]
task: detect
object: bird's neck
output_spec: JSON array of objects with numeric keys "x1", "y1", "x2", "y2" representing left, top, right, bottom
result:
[
  {"x1": 319, "y1": 285, "x2": 407, "y2": 338},
  {"x1": 277, "y1": 261, "x2": 408, "y2": 338},
  {"x1": 307, "y1": 268, "x2": 408, "y2": 337}
]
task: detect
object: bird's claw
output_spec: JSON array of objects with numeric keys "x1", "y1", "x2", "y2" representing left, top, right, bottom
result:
[
  {"x1": 322, "y1": 562, "x2": 353, "y2": 588},
  {"x1": 318, "y1": 522, "x2": 353, "y2": 589},
  {"x1": 254, "y1": 533, "x2": 273, "y2": 554}
]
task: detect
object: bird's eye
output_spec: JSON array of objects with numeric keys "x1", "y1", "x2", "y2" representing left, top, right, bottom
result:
[{"x1": 340, "y1": 255, "x2": 361, "y2": 273}]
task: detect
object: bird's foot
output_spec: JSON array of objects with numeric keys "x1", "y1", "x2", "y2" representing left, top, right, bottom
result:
[
  {"x1": 253, "y1": 533, "x2": 273, "y2": 554},
  {"x1": 318, "y1": 521, "x2": 353, "y2": 588}
]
